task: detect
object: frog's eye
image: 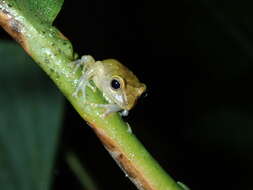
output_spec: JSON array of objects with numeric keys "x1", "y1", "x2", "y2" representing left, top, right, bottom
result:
[
  {"x1": 110, "y1": 79, "x2": 121, "y2": 90},
  {"x1": 110, "y1": 76, "x2": 125, "y2": 90}
]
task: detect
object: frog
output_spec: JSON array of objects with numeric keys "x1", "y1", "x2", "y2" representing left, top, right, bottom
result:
[{"x1": 71, "y1": 55, "x2": 146, "y2": 117}]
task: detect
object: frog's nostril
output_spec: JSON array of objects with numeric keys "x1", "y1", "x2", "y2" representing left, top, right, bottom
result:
[
  {"x1": 143, "y1": 92, "x2": 148, "y2": 98},
  {"x1": 137, "y1": 84, "x2": 146, "y2": 96},
  {"x1": 140, "y1": 91, "x2": 148, "y2": 99}
]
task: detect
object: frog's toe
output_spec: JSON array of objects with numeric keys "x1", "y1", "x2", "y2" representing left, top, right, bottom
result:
[
  {"x1": 87, "y1": 82, "x2": 96, "y2": 92},
  {"x1": 72, "y1": 91, "x2": 78, "y2": 97},
  {"x1": 70, "y1": 60, "x2": 82, "y2": 75},
  {"x1": 120, "y1": 110, "x2": 129, "y2": 117},
  {"x1": 72, "y1": 86, "x2": 82, "y2": 97},
  {"x1": 73, "y1": 76, "x2": 87, "y2": 98},
  {"x1": 81, "y1": 86, "x2": 87, "y2": 98},
  {"x1": 80, "y1": 55, "x2": 95, "y2": 64},
  {"x1": 73, "y1": 85, "x2": 87, "y2": 98},
  {"x1": 72, "y1": 62, "x2": 81, "y2": 74}
]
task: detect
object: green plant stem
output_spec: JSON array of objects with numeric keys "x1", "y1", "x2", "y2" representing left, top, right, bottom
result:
[{"x1": 0, "y1": 2, "x2": 183, "y2": 190}]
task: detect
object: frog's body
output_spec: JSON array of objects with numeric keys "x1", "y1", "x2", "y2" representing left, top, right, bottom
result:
[{"x1": 72, "y1": 55, "x2": 146, "y2": 116}]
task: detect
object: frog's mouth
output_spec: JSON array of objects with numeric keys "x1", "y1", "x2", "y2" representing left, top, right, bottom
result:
[
  {"x1": 123, "y1": 84, "x2": 146, "y2": 110},
  {"x1": 109, "y1": 90, "x2": 128, "y2": 110},
  {"x1": 116, "y1": 91, "x2": 129, "y2": 110},
  {"x1": 112, "y1": 83, "x2": 146, "y2": 111},
  {"x1": 121, "y1": 92, "x2": 138, "y2": 110}
]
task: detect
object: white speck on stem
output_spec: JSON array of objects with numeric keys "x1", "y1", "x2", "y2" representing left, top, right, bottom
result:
[
  {"x1": 104, "y1": 146, "x2": 145, "y2": 190},
  {"x1": 126, "y1": 122, "x2": 132, "y2": 133}
]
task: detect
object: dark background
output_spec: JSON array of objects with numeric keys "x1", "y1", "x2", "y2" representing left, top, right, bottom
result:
[{"x1": 1, "y1": 0, "x2": 253, "y2": 189}]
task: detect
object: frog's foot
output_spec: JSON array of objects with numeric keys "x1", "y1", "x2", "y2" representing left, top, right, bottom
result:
[
  {"x1": 73, "y1": 75, "x2": 87, "y2": 97},
  {"x1": 90, "y1": 103, "x2": 122, "y2": 117},
  {"x1": 80, "y1": 55, "x2": 95, "y2": 65},
  {"x1": 70, "y1": 58, "x2": 83, "y2": 75},
  {"x1": 120, "y1": 110, "x2": 129, "y2": 117},
  {"x1": 86, "y1": 81, "x2": 96, "y2": 92},
  {"x1": 73, "y1": 74, "x2": 95, "y2": 98},
  {"x1": 70, "y1": 55, "x2": 95, "y2": 75},
  {"x1": 71, "y1": 59, "x2": 82, "y2": 74}
]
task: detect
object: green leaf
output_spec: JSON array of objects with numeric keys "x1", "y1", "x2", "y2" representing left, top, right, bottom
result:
[
  {"x1": 6, "y1": 0, "x2": 64, "y2": 24},
  {"x1": 0, "y1": 41, "x2": 64, "y2": 190}
]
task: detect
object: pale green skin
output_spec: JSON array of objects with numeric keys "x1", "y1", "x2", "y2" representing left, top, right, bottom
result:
[{"x1": 73, "y1": 55, "x2": 146, "y2": 116}]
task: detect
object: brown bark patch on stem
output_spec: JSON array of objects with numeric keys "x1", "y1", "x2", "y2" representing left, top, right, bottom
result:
[
  {"x1": 87, "y1": 122, "x2": 155, "y2": 190},
  {"x1": 57, "y1": 31, "x2": 69, "y2": 41},
  {"x1": 0, "y1": 9, "x2": 28, "y2": 52}
]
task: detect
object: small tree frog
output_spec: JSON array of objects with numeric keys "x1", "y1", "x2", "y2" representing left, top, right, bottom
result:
[{"x1": 72, "y1": 55, "x2": 146, "y2": 117}]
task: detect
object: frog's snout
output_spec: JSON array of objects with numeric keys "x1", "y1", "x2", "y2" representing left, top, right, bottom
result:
[
  {"x1": 123, "y1": 83, "x2": 146, "y2": 110},
  {"x1": 137, "y1": 83, "x2": 146, "y2": 96}
]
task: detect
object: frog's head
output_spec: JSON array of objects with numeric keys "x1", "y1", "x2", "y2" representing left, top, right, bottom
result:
[
  {"x1": 107, "y1": 75, "x2": 146, "y2": 110},
  {"x1": 98, "y1": 59, "x2": 146, "y2": 110}
]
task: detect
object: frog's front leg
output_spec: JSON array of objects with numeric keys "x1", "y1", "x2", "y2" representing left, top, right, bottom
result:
[
  {"x1": 72, "y1": 55, "x2": 96, "y2": 98},
  {"x1": 90, "y1": 103, "x2": 123, "y2": 117},
  {"x1": 73, "y1": 69, "x2": 96, "y2": 98},
  {"x1": 71, "y1": 55, "x2": 95, "y2": 74}
]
